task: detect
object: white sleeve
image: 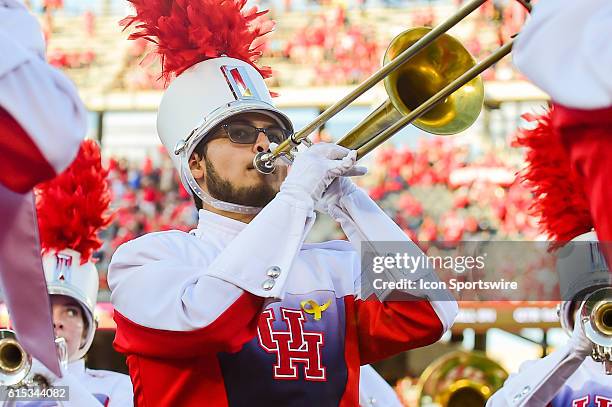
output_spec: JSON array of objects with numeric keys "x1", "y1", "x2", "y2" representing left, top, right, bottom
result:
[
  {"x1": 359, "y1": 365, "x2": 403, "y2": 407},
  {"x1": 109, "y1": 189, "x2": 316, "y2": 331},
  {"x1": 486, "y1": 344, "x2": 584, "y2": 407},
  {"x1": 0, "y1": 2, "x2": 86, "y2": 174},
  {"x1": 513, "y1": 0, "x2": 612, "y2": 109},
  {"x1": 56, "y1": 372, "x2": 104, "y2": 407},
  {"x1": 107, "y1": 374, "x2": 133, "y2": 407},
  {"x1": 327, "y1": 187, "x2": 458, "y2": 332}
]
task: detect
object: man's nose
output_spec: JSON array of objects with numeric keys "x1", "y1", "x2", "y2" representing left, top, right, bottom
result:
[{"x1": 252, "y1": 131, "x2": 271, "y2": 153}]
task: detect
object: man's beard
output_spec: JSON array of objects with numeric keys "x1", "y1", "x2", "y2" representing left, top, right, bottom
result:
[{"x1": 205, "y1": 159, "x2": 278, "y2": 208}]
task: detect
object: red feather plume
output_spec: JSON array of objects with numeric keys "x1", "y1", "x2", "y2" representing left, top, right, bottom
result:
[
  {"x1": 36, "y1": 140, "x2": 113, "y2": 264},
  {"x1": 120, "y1": 0, "x2": 275, "y2": 83},
  {"x1": 515, "y1": 109, "x2": 593, "y2": 246}
]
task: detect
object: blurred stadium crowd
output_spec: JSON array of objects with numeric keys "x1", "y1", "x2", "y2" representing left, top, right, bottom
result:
[{"x1": 35, "y1": 0, "x2": 528, "y2": 91}]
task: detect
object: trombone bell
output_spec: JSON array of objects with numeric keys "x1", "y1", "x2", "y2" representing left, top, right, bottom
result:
[
  {"x1": 386, "y1": 27, "x2": 484, "y2": 135},
  {"x1": 338, "y1": 27, "x2": 484, "y2": 150}
]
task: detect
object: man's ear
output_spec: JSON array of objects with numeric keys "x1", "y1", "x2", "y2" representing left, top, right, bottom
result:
[{"x1": 189, "y1": 152, "x2": 206, "y2": 181}]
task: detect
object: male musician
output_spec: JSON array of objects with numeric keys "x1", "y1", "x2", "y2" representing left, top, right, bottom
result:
[
  {"x1": 108, "y1": 0, "x2": 458, "y2": 405},
  {"x1": 2, "y1": 141, "x2": 133, "y2": 406},
  {"x1": 487, "y1": 232, "x2": 612, "y2": 407}
]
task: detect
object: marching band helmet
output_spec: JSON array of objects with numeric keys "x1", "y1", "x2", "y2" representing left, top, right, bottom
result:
[
  {"x1": 123, "y1": 0, "x2": 293, "y2": 214},
  {"x1": 42, "y1": 249, "x2": 99, "y2": 361},
  {"x1": 157, "y1": 57, "x2": 293, "y2": 214},
  {"x1": 36, "y1": 139, "x2": 112, "y2": 362}
]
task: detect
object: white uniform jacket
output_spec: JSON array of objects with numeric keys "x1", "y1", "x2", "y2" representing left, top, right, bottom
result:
[
  {"x1": 0, "y1": 0, "x2": 86, "y2": 191},
  {"x1": 513, "y1": 0, "x2": 612, "y2": 110},
  {"x1": 109, "y1": 186, "x2": 457, "y2": 406}
]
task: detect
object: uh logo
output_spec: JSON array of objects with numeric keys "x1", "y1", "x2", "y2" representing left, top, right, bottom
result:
[
  {"x1": 573, "y1": 396, "x2": 612, "y2": 407},
  {"x1": 257, "y1": 302, "x2": 329, "y2": 381}
]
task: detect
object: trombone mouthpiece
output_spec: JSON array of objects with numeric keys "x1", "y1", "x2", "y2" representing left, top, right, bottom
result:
[{"x1": 254, "y1": 152, "x2": 276, "y2": 175}]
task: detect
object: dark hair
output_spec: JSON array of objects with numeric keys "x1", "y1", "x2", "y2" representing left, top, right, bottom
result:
[{"x1": 191, "y1": 138, "x2": 209, "y2": 210}]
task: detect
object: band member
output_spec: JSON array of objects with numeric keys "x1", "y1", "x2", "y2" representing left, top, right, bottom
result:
[
  {"x1": 0, "y1": 0, "x2": 87, "y2": 375},
  {"x1": 487, "y1": 232, "x2": 612, "y2": 407},
  {"x1": 2, "y1": 141, "x2": 133, "y2": 406},
  {"x1": 108, "y1": 0, "x2": 457, "y2": 405},
  {"x1": 512, "y1": 0, "x2": 612, "y2": 267},
  {"x1": 487, "y1": 86, "x2": 612, "y2": 406}
]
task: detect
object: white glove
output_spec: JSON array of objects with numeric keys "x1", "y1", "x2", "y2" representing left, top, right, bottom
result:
[
  {"x1": 314, "y1": 172, "x2": 367, "y2": 216},
  {"x1": 0, "y1": 0, "x2": 46, "y2": 59},
  {"x1": 569, "y1": 309, "x2": 593, "y2": 359},
  {"x1": 280, "y1": 143, "x2": 361, "y2": 206}
]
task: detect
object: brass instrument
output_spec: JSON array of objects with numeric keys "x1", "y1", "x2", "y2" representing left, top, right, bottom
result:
[
  {"x1": 254, "y1": 0, "x2": 532, "y2": 174},
  {"x1": 416, "y1": 351, "x2": 508, "y2": 407},
  {"x1": 0, "y1": 330, "x2": 32, "y2": 386},
  {"x1": 0, "y1": 330, "x2": 68, "y2": 388},
  {"x1": 580, "y1": 287, "x2": 612, "y2": 374}
]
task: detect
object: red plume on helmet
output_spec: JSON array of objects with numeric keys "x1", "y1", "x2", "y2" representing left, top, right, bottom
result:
[
  {"x1": 514, "y1": 108, "x2": 593, "y2": 246},
  {"x1": 35, "y1": 140, "x2": 113, "y2": 264},
  {"x1": 120, "y1": 0, "x2": 275, "y2": 83}
]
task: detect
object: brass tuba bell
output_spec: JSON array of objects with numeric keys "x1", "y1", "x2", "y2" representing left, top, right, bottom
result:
[
  {"x1": 334, "y1": 27, "x2": 484, "y2": 150},
  {"x1": 416, "y1": 350, "x2": 508, "y2": 407}
]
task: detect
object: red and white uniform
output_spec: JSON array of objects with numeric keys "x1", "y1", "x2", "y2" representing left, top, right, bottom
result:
[
  {"x1": 109, "y1": 186, "x2": 457, "y2": 406},
  {"x1": 2, "y1": 359, "x2": 133, "y2": 407},
  {"x1": 487, "y1": 343, "x2": 612, "y2": 407},
  {"x1": 0, "y1": 0, "x2": 86, "y2": 192},
  {"x1": 513, "y1": 0, "x2": 612, "y2": 266}
]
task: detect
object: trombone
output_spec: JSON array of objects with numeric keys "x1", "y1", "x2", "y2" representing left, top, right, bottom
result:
[
  {"x1": 254, "y1": 0, "x2": 532, "y2": 174},
  {"x1": 0, "y1": 330, "x2": 69, "y2": 388}
]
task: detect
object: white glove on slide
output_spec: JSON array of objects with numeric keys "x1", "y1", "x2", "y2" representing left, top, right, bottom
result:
[
  {"x1": 0, "y1": 0, "x2": 46, "y2": 60},
  {"x1": 280, "y1": 143, "x2": 363, "y2": 206},
  {"x1": 314, "y1": 174, "x2": 367, "y2": 216}
]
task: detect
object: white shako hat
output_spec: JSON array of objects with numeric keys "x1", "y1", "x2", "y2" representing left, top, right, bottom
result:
[
  {"x1": 36, "y1": 140, "x2": 112, "y2": 361},
  {"x1": 122, "y1": 0, "x2": 293, "y2": 214}
]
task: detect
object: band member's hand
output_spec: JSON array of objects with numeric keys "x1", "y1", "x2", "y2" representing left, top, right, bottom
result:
[
  {"x1": 280, "y1": 143, "x2": 359, "y2": 205},
  {"x1": 0, "y1": 0, "x2": 46, "y2": 59},
  {"x1": 314, "y1": 172, "x2": 366, "y2": 215},
  {"x1": 569, "y1": 313, "x2": 592, "y2": 359}
]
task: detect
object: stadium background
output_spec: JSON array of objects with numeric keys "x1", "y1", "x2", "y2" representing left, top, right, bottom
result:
[{"x1": 3, "y1": 0, "x2": 569, "y2": 404}]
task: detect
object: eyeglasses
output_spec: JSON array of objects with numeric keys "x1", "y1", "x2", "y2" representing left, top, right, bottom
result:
[{"x1": 221, "y1": 123, "x2": 291, "y2": 145}]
